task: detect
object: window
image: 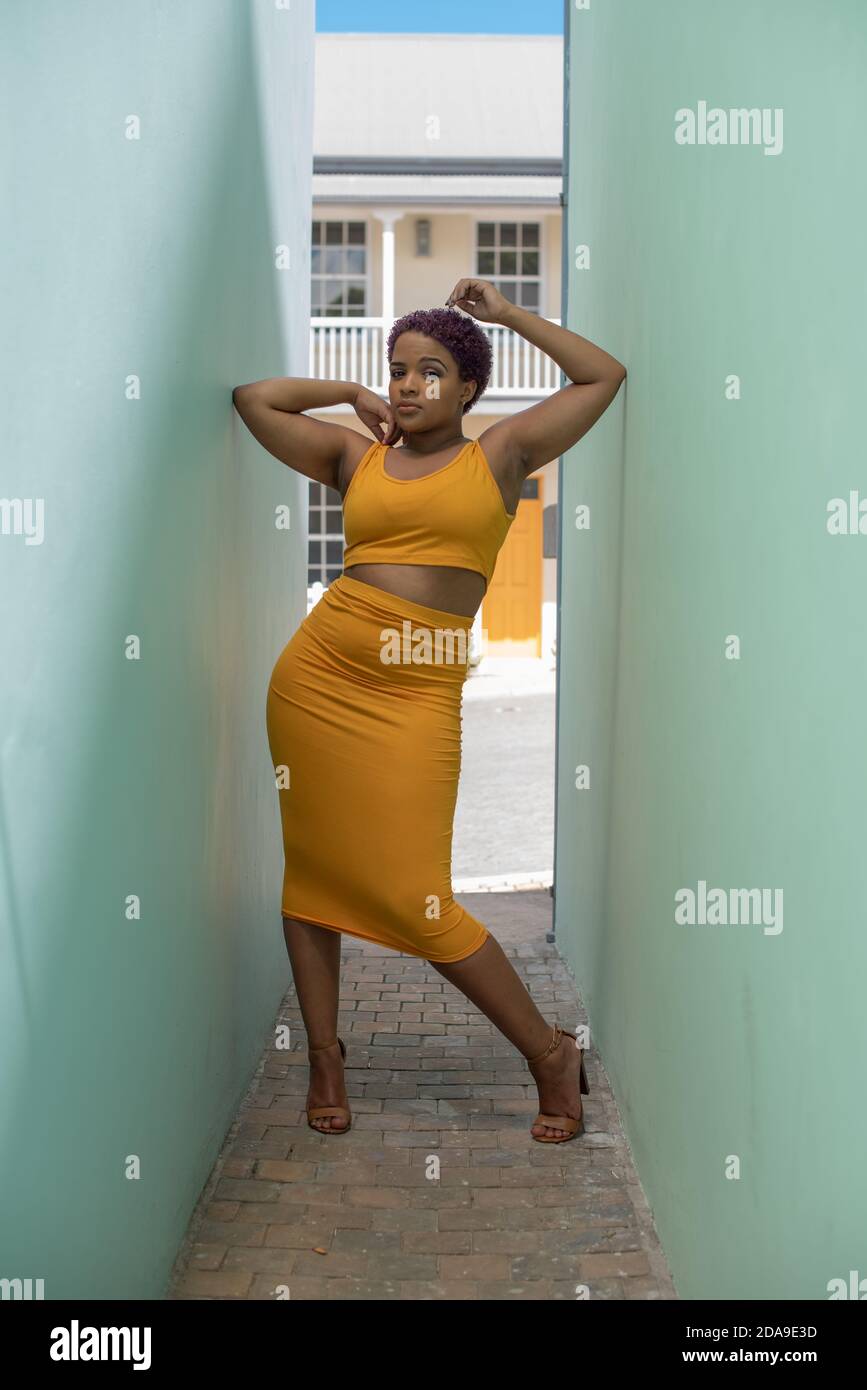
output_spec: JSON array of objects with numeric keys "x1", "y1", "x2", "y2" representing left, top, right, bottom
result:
[
  {"x1": 476, "y1": 222, "x2": 540, "y2": 312},
  {"x1": 311, "y1": 221, "x2": 367, "y2": 316},
  {"x1": 308, "y1": 480, "x2": 345, "y2": 587},
  {"x1": 309, "y1": 220, "x2": 367, "y2": 586}
]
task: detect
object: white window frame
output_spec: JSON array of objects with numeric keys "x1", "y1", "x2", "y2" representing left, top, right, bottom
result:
[
  {"x1": 311, "y1": 215, "x2": 371, "y2": 317},
  {"x1": 471, "y1": 215, "x2": 545, "y2": 314},
  {"x1": 307, "y1": 478, "x2": 345, "y2": 589}
]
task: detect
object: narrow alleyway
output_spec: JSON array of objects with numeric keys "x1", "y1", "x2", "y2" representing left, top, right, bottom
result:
[{"x1": 167, "y1": 891, "x2": 676, "y2": 1300}]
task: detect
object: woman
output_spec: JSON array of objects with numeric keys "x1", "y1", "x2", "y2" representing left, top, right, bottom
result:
[{"x1": 233, "y1": 278, "x2": 626, "y2": 1143}]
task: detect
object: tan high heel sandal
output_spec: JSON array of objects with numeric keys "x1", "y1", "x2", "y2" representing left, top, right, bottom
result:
[
  {"x1": 306, "y1": 1036, "x2": 351, "y2": 1134},
  {"x1": 527, "y1": 1023, "x2": 590, "y2": 1143}
]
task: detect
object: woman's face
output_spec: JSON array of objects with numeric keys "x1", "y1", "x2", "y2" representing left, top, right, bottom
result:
[{"x1": 388, "y1": 332, "x2": 475, "y2": 434}]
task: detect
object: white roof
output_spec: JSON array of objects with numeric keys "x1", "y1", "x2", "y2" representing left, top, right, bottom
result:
[{"x1": 313, "y1": 33, "x2": 563, "y2": 203}]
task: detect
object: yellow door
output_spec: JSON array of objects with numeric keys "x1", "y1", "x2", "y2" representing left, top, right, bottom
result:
[{"x1": 481, "y1": 474, "x2": 543, "y2": 656}]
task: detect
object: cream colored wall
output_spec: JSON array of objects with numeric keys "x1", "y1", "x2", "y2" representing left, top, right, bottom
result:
[
  {"x1": 543, "y1": 212, "x2": 561, "y2": 317},
  {"x1": 370, "y1": 216, "x2": 382, "y2": 315},
  {"x1": 392, "y1": 208, "x2": 561, "y2": 318},
  {"x1": 393, "y1": 211, "x2": 469, "y2": 311}
]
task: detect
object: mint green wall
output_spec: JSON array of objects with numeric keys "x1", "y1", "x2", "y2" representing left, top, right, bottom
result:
[
  {"x1": 0, "y1": 2, "x2": 313, "y2": 1298},
  {"x1": 556, "y1": 0, "x2": 867, "y2": 1299}
]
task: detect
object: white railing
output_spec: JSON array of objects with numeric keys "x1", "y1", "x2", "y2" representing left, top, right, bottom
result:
[{"x1": 309, "y1": 316, "x2": 561, "y2": 398}]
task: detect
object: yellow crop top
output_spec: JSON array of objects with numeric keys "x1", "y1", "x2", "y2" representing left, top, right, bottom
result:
[{"x1": 341, "y1": 438, "x2": 516, "y2": 587}]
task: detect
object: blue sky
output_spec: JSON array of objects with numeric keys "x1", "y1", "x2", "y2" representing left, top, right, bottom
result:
[{"x1": 316, "y1": 0, "x2": 563, "y2": 34}]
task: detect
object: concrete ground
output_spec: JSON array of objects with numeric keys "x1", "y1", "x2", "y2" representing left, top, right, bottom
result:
[{"x1": 455, "y1": 657, "x2": 555, "y2": 889}]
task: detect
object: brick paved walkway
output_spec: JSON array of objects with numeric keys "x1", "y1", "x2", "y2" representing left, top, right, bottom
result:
[{"x1": 168, "y1": 891, "x2": 676, "y2": 1300}]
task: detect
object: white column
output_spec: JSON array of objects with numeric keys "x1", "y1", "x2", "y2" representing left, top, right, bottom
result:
[{"x1": 372, "y1": 209, "x2": 404, "y2": 327}]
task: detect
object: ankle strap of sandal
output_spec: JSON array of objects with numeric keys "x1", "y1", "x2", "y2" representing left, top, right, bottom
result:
[
  {"x1": 526, "y1": 1023, "x2": 565, "y2": 1065},
  {"x1": 308, "y1": 1038, "x2": 340, "y2": 1052}
]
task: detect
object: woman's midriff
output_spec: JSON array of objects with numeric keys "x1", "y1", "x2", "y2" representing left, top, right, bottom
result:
[{"x1": 342, "y1": 563, "x2": 486, "y2": 620}]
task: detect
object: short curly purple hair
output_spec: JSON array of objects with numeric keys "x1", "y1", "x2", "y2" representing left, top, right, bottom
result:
[{"x1": 386, "y1": 307, "x2": 492, "y2": 414}]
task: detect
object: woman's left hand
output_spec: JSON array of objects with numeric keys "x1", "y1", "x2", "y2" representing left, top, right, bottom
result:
[{"x1": 445, "y1": 278, "x2": 512, "y2": 324}]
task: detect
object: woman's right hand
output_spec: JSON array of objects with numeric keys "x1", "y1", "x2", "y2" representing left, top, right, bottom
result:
[{"x1": 352, "y1": 385, "x2": 403, "y2": 446}]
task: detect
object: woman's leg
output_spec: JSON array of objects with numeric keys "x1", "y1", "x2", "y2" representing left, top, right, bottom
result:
[
  {"x1": 282, "y1": 916, "x2": 349, "y2": 1132},
  {"x1": 429, "y1": 933, "x2": 585, "y2": 1140}
]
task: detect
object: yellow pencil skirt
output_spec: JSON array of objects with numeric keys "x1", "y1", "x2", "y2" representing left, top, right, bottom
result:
[{"x1": 265, "y1": 572, "x2": 490, "y2": 963}]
